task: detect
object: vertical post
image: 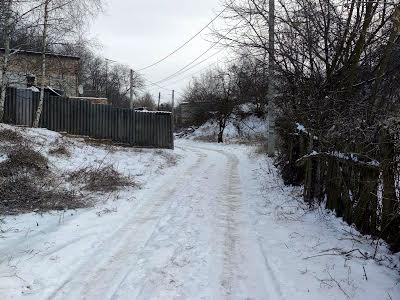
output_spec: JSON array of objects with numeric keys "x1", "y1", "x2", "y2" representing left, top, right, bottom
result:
[
  {"x1": 130, "y1": 69, "x2": 134, "y2": 109},
  {"x1": 267, "y1": 0, "x2": 276, "y2": 156},
  {"x1": 171, "y1": 90, "x2": 175, "y2": 149},
  {"x1": 158, "y1": 92, "x2": 161, "y2": 111},
  {"x1": 171, "y1": 90, "x2": 175, "y2": 112},
  {"x1": 105, "y1": 59, "x2": 108, "y2": 101}
]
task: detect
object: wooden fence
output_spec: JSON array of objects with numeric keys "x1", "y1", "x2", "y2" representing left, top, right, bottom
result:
[
  {"x1": 278, "y1": 123, "x2": 400, "y2": 251},
  {"x1": 3, "y1": 88, "x2": 174, "y2": 149}
]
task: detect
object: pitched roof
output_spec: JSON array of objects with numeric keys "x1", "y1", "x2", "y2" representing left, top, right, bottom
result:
[{"x1": 0, "y1": 48, "x2": 80, "y2": 60}]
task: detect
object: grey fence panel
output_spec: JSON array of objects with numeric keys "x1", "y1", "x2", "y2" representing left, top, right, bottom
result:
[
  {"x1": 4, "y1": 88, "x2": 174, "y2": 149},
  {"x1": 15, "y1": 89, "x2": 33, "y2": 126},
  {"x1": 90, "y1": 104, "x2": 99, "y2": 139},
  {"x1": 105, "y1": 105, "x2": 113, "y2": 139},
  {"x1": 4, "y1": 88, "x2": 16, "y2": 124}
]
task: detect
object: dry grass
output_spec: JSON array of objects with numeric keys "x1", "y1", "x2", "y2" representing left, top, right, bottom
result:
[
  {"x1": 49, "y1": 144, "x2": 71, "y2": 157},
  {"x1": 154, "y1": 150, "x2": 178, "y2": 167},
  {"x1": 0, "y1": 146, "x2": 49, "y2": 177},
  {"x1": 254, "y1": 143, "x2": 269, "y2": 155},
  {"x1": 193, "y1": 134, "x2": 217, "y2": 142},
  {"x1": 0, "y1": 176, "x2": 84, "y2": 214},
  {"x1": 48, "y1": 139, "x2": 72, "y2": 157},
  {"x1": 68, "y1": 165, "x2": 137, "y2": 193},
  {"x1": 0, "y1": 128, "x2": 25, "y2": 144},
  {"x1": 0, "y1": 145, "x2": 87, "y2": 215}
]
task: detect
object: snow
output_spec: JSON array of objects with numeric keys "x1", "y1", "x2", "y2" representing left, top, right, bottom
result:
[
  {"x1": 0, "y1": 133, "x2": 399, "y2": 299},
  {"x1": 300, "y1": 150, "x2": 380, "y2": 167},
  {"x1": 188, "y1": 115, "x2": 267, "y2": 142}
]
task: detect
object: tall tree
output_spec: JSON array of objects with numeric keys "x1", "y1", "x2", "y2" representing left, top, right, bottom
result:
[
  {"x1": 32, "y1": 0, "x2": 103, "y2": 127},
  {"x1": 0, "y1": 0, "x2": 13, "y2": 122}
]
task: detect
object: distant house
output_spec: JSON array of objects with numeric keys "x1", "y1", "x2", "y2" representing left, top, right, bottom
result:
[{"x1": 0, "y1": 48, "x2": 80, "y2": 97}]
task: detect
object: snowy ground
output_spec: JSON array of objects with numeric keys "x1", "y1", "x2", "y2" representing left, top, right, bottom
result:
[
  {"x1": 184, "y1": 115, "x2": 267, "y2": 143},
  {"x1": 0, "y1": 138, "x2": 399, "y2": 299}
]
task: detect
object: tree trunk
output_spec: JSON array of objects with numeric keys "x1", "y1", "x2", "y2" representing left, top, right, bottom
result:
[
  {"x1": 0, "y1": 0, "x2": 12, "y2": 123},
  {"x1": 380, "y1": 129, "x2": 398, "y2": 247},
  {"x1": 303, "y1": 137, "x2": 314, "y2": 204},
  {"x1": 218, "y1": 118, "x2": 224, "y2": 143},
  {"x1": 33, "y1": 0, "x2": 50, "y2": 128},
  {"x1": 354, "y1": 167, "x2": 379, "y2": 235}
]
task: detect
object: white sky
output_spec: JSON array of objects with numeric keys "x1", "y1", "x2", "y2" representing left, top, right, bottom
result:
[{"x1": 90, "y1": 0, "x2": 230, "y2": 103}]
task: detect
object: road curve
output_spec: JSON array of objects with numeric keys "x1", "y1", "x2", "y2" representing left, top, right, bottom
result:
[{"x1": 2, "y1": 141, "x2": 283, "y2": 300}]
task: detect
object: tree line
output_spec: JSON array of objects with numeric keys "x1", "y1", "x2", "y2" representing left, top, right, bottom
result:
[
  {"x1": 0, "y1": 0, "x2": 149, "y2": 125},
  {"x1": 182, "y1": 55, "x2": 268, "y2": 142},
  {"x1": 183, "y1": 0, "x2": 400, "y2": 251}
]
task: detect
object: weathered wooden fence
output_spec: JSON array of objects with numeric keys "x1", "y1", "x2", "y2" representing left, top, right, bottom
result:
[
  {"x1": 279, "y1": 123, "x2": 400, "y2": 251},
  {"x1": 3, "y1": 88, "x2": 174, "y2": 149}
]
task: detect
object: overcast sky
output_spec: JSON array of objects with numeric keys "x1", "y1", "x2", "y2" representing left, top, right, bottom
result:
[{"x1": 90, "y1": 0, "x2": 229, "y2": 103}]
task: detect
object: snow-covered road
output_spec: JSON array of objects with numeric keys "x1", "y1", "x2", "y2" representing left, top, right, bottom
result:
[
  {"x1": 46, "y1": 142, "x2": 279, "y2": 299},
  {"x1": 1, "y1": 140, "x2": 399, "y2": 300}
]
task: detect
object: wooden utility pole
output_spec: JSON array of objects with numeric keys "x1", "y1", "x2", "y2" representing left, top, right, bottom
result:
[
  {"x1": 267, "y1": 0, "x2": 276, "y2": 156},
  {"x1": 171, "y1": 90, "x2": 175, "y2": 112},
  {"x1": 105, "y1": 59, "x2": 109, "y2": 101},
  {"x1": 130, "y1": 69, "x2": 134, "y2": 109},
  {"x1": 104, "y1": 58, "x2": 116, "y2": 105},
  {"x1": 157, "y1": 92, "x2": 160, "y2": 111}
]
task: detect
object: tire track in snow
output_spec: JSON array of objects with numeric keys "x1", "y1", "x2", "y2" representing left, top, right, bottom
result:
[
  {"x1": 191, "y1": 145, "x2": 284, "y2": 300},
  {"x1": 46, "y1": 148, "x2": 208, "y2": 299}
]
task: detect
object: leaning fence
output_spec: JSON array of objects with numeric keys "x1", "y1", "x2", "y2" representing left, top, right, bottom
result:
[{"x1": 3, "y1": 88, "x2": 174, "y2": 149}]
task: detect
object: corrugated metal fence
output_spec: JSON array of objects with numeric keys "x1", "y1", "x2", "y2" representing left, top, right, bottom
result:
[{"x1": 3, "y1": 88, "x2": 174, "y2": 149}]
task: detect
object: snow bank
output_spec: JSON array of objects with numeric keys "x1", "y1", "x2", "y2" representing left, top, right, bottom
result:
[
  {"x1": 185, "y1": 114, "x2": 267, "y2": 143},
  {"x1": 233, "y1": 146, "x2": 400, "y2": 300}
]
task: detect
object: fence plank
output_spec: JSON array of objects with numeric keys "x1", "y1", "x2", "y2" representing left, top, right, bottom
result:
[{"x1": 3, "y1": 88, "x2": 174, "y2": 149}]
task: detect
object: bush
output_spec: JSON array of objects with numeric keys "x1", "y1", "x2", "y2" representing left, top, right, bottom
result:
[
  {"x1": 0, "y1": 128, "x2": 25, "y2": 144},
  {"x1": 68, "y1": 165, "x2": 136, "y2": 193},
  {"x1": 0, "y1": 176, "x2": 84, "y2": 214},
  {"x1": 0, "y1": 146, "x2": 49, "y2": 177},
  {"x1": 48, "y1": 143, "x2": 71, "y2": 157}
]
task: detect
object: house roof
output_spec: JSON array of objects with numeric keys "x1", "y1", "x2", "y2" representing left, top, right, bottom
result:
[{"x1": 0, "y1": 48, "x2": 80, "y2": 60}]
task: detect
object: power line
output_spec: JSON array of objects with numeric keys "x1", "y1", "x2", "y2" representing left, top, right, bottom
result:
[
  {"x1": 136, "y1": 6, "x2": 228, "y2": 72},
  {"x1": 165, "y1": 54, "x2": 240, "y2": 86},
  {"x1": 149, "y1": 20, "x2": 242, "y2": 87},
  {"x1": 143, "y1": 48, "x2": 225, "y2": 89}
]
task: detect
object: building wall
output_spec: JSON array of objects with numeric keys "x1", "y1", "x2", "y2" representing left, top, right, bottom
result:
[{"x1": 0, "y1": 51, "x2": 79, "y2": 96}]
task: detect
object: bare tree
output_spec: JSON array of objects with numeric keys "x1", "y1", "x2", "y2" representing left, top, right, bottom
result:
[
  {"x1": 134, "y1": 92, "x2": 156, "y2": 111},
  {"x1": 0, "y1": 0, "x2": 13, "y2": 122},
  {"x1": 32, "y1": 0, "x2": 103, "y2": 127}
]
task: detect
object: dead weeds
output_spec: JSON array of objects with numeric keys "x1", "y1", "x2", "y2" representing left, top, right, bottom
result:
[
  {"x1": 0, "y1": 176, "x2": 86, "y2": 215},
  {"x1": 0, "y1": 144, "x2": 88, "y2": 215},
  {"x1": 68, "y1": 165, "x2": 137, "y2": 193},
  {"x1": 0, "y1": 128, "x2": 25, "y2": 144},
  {"x1": 49, "y1": 142, "x2": 71, "y2": 157},
  {"x1": 0, "y1": 146, "x2": 49, "y2": 177}
]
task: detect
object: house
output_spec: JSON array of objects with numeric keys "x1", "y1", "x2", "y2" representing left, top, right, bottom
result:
[{"x1": 0, "y1": 48, "x2": 80, "y2": 97}]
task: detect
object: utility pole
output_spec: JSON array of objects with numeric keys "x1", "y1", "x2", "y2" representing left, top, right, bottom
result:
[
  {"x1": 130, "y1": 69, "x2": 134, "y2": 109},
  {"x1": 171, "y1": 90, "x2": 175, "y2": 111},
  {"x1": 267, "y1": 0, "x2": 276, "y2": 156},
  {"x1": 105, "y1": 59, "x2": 108, "y2": 100},
  {"x1": 105, "y1": 58, "x2": 116, "y2": 105},
  {"x1": 158, "y1": 92, "x2": 161, "y2": 111},
  {"x1": 171, "y1": 90, "x2": 175, "y2": 125}
]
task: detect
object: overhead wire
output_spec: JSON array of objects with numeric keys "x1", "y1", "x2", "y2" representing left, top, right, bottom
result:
[
  {"x1": 147, "y1": 20, "x2": 242, "y2": 87},
  {"x1": 136, "y1": 6, "x2": 228, "y2": 72}
]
